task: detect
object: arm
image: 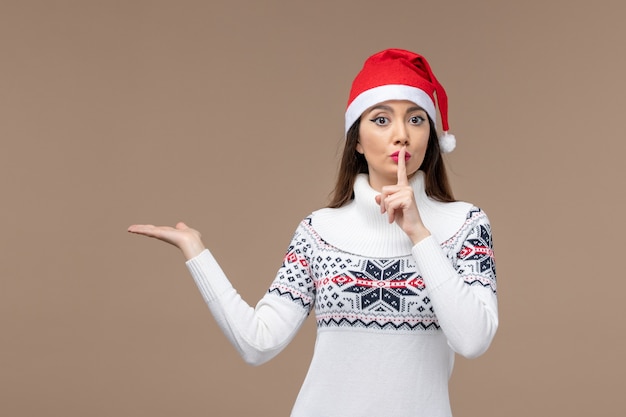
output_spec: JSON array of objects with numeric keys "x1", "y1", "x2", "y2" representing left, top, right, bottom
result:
[
  {"x1": 411, "y1": 211, "x2": 498, "y2": 358},
  {"x1": 186, "y1": 248, "x2": 311, "y2": 366},
  {"x1": 374, "y1": 148, "x2": 498, "y2": 358},
  {"x1": 128, "y1": 221, "x2": 313, "y2": 366}
]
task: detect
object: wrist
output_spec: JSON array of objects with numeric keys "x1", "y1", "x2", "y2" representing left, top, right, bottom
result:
[
  {"x1": 408, "y1": 225, "x2": 431, "y2": 245},
  {"x1": 180, "y1": 237, "x2": 205, "y2": 260}
]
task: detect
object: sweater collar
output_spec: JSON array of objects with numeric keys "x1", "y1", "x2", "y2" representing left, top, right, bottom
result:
[
  {"x1": 311, "y1": 171, "x2": 472, "y2": 258},
  {"x1": 352, "y1": 171, "x2": 427, "y2": 225}
]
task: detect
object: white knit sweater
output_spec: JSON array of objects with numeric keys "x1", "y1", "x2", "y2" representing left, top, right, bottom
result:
[{"x1": 186, "y1": 171, "x2": 498, "y2": 417}]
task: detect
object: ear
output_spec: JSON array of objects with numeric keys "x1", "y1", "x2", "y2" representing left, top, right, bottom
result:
[{"x1": 355, "y1": 142, "x2": 364, "y2": 154}]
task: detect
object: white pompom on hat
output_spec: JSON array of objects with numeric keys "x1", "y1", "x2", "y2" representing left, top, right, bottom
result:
[{"x1": 345, "y1": 48, "x2": 456, "y2": 153}]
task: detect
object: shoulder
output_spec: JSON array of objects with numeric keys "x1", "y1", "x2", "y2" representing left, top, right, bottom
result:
[
  {"x1": 442, "y1": 204, "x2": 494, "y2": 248},
  {"x1": 461, "y1": 205, "x2": 493, "y2": 232},
  {"x1": 307, "y1": 204, "x2": 355, "y2": 229},
  {"x1": 288, "y1": 210, "x2": 334, "y2": 247},
  {"x1": 309, "y1": 206, "x2": 344, "y2": 219}
]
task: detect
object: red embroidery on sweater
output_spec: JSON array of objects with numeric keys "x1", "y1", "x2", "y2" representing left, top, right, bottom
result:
[
  {"x1": 458, "y1": 245, "x2": 494, "y2": 259},
  {"x1": 325, "y1": 275, "x2": 424, "y2": 290}
]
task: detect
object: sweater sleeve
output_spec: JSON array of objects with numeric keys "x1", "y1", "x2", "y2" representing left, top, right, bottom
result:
[
  {"x1": 185, "y1": 223, "x2": 314, "y2": 366},
  {"x1": 411, "y1": 208, "x2": 498, "y2": 358}
]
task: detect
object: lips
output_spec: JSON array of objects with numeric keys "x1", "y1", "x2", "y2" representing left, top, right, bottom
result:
[{"x1": 390, "y1": 151, "x2": 411, "y2": 163}]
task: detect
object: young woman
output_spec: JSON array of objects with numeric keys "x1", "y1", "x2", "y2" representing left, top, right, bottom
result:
[{"x1": 128, "y1": 48, "x2": 498, "y2": 417}]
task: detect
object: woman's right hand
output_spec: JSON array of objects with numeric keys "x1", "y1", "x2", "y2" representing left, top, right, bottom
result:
[{"x1": 127, "y1": 222, "x2": 205, "y2": 260}]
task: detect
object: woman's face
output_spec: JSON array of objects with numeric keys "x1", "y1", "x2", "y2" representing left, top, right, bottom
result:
[{"x1": 356, "y1": 100, "x2": 430, "y2": 191}]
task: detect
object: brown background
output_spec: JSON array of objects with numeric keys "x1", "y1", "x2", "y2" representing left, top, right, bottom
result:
[{"x1": 1, "y1": 0, "x2": 625, "y2": 416}]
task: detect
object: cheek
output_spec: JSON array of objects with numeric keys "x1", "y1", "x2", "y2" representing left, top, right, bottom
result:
[
  {"x1": 415, "y1": 132, "x2": 430, "y2": 153},
  {"x1": 410, "y1": 142, "x2": 429, "y2": 171},
  {"x1": 408, "y1": 159, "x2": 423, "y2": 176}
]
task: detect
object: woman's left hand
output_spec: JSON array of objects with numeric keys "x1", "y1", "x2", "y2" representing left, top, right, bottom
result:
[{"x1": 375, "y1": 147, "x2": 432, "y2": 244}]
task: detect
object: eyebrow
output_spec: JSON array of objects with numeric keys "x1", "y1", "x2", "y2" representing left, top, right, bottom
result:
[{"x1": 368, "y1": 104, "x2": 426, "y2": 114}]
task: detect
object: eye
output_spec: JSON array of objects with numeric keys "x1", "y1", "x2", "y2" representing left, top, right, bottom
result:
[
  {"x1": 409, "y1": 115, "x2": 425, "y2": 125},
  {"x1": 370, "y1": 116, "x2": 389, "y2": 126}
]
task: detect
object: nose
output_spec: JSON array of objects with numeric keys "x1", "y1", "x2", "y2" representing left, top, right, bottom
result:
[{"x1": 393, "y1": 123, "x2": 409, "y2": 146}]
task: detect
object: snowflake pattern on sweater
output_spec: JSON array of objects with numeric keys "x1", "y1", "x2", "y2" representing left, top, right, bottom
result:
[{"x1": 268, "y1": 207, "x2": 496, "y2": 332}]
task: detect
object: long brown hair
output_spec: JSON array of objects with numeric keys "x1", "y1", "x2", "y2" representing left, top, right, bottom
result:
[{"x1": 328, "y1": 117, "x2": 455, "y2": 208}]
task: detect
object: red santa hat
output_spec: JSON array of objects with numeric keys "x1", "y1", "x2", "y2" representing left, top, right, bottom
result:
[{"x1": 345, "y1": 48, "x2": 456, "y2": 153}]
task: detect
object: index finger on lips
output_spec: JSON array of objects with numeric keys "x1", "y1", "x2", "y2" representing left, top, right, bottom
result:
[{"x1": 397, "y1": 146, "x2": 409, "y2": 186}]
